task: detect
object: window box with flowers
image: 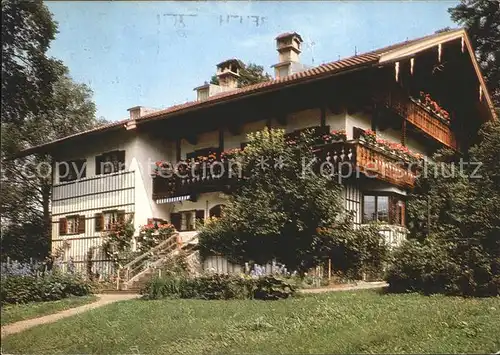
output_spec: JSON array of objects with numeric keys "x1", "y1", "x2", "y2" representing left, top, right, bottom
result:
[{"x1": 413, "y1": 91, "x2": 451, "y2": 124}]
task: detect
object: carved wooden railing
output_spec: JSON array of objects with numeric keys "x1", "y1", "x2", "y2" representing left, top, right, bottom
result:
[
  {"x1": 379, "y1": 91, "x2": 457, "y2": 149},
  {"x1": 318, "y1": 141, "x2": 417, "y2": 188},
  {"x1": 152, "y1": 159, "x2": 237, "y2": 200}
]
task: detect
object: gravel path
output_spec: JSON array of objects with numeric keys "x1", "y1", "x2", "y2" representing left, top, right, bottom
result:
[
  {"x1": 299, "y1": 281, "x2": 388, "y2": 294},
  {"x1": 1, "y1": 293, "x2": 140, "y2": 337}
]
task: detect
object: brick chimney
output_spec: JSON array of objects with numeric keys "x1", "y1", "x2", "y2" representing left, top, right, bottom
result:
[
  {"x1": 216, "y1": 59, "x2": 243, "y2": 90},
  {"x1": 271, "y1": 32, "x2": 304, "y2": 79}
]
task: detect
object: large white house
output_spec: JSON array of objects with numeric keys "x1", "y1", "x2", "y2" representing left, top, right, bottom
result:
[{"x1": 17, "y1": 29, "x2": 497, "y2": 278}]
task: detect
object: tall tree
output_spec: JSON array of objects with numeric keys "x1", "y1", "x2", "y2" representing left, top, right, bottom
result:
[
  {"x1": 1, "y1": 0, "x2": 105, "y2": 260},
  {"x1": 1, "y1": 0, "x2": 66, "y2": 125},
  {"x1": 198, "y1": 128, "x2": 352, "y2": 272},
  {"x1": 210, "y1": 62, "x2": 271, "y2": 88},
  {"x1": 449, "y1": 0, "x2": 500, "y2": 108}
]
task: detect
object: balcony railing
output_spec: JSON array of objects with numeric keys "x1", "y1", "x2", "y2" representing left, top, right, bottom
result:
[
  {"x1": 380, "y1": 91, "x2": 457, "y2": 149},
  {"x1": 316, "y1": 141, "x2": 417, "y2": 188},
  {"x1": 152, "y1": 140, "x2": 418, "y2": 200}
]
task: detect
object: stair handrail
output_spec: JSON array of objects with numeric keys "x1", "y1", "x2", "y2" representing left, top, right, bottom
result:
[{"x1": 121, "y1": 232, "x2": 179, "y2": 276}]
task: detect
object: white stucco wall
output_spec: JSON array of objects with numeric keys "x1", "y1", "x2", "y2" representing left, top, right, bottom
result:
[
  {"x1": 223, "y1": 120, "x2": 267, "y2": 150},
  {"x1": 285, "y1": 109, "x2": 321, "y2": 133},
  {"x1": 181, "y1": 130, "x2": 219, "y2": 158},
  {"x1": 345, "y1": 112, "x2": 372, "y2": 139},
  {"x1": 376, "y1": 128, "x2": 402, "y2": 145}
]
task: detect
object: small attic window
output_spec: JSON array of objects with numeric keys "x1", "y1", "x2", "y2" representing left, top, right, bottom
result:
[{"x1": 230, "y1": 64, "x2": 238, "y2": 73}]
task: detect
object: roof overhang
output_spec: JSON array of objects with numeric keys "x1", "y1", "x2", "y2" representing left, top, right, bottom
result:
[{"x1": 379, "y1": 29, "x2": 497, "y2": 121}]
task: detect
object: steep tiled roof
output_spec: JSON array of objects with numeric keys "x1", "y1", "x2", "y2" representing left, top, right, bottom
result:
[
  {"x1": 138, "y1": 29, "x2": 461, "y2": 123},
  {"x1": 16, "y1": 28, "x2": 494, "y2": 157}
]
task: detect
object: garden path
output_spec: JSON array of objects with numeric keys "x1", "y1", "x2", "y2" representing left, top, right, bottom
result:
[
  {"x1": 299, "y1": 281, "x2": 388, "y2": 294},
  {"x1": 1, "y1": 293, "x2": 140, "y2": 337}
]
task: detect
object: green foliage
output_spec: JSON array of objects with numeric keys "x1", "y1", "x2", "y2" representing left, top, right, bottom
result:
[
  {"x1": 102, "y1": 218, "x2": 136, "y2": 268},
  {"x1": 198, "y1": 128, "x2": 351, "y2": 273},
  {"x1": 140, "y1": 274, "x2": 296, "y2": 300},
  {"x1": 392, "y1": 121, "x2": 500, "y2": 296},
  {"x1": 137, "y1": 223, "x2": 176, "y2": 254},
  {"x1": 1, "y1": 0, "x2": 64, "y2": 125},
  {"x1": 319, "y1": 224, "x2": 390, "y2": 279},
  {"x1": 1, "y1": 1, "x2": 106, "y2": 261},
  {"x1": 0, "y1": 273, "x2": 93, "y2": 305},
  {"x1": 449, "y1": 0, "x2": 500, "y2": 108},
  {"x1": 3, "y1": 291, "x2": 500, "y2": 354}
]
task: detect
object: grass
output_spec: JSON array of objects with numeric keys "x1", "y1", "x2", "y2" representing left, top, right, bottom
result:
[
  {"x1": 1, "y1": 290, "x2": 499, "y2": 354},
  {"x1": 1, "y1": 295, "x2": 97, "y2": 326}
]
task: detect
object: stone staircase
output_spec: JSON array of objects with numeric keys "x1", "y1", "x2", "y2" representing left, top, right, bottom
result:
[{"x1": 117, "y1": 233, "x2": 199, "y2": 291}]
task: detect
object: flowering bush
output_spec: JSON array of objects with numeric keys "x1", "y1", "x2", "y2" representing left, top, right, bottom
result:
[
  {"x1": 418, "y1": 91, "x2": 450, "y2": 122},
  {"x1": 137, "y1": 222, "x2": 176, "y2": 254},
  {"x1": 360, "y1": 129, "x2": 377, "y2": 144},
  {"x1": 101, "y1": 218, "x2": 135, "y2": 268}
]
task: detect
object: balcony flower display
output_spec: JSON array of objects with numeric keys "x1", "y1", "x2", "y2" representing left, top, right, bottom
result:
[
  {"x1": 321, "y1": 129, "x2": 347, "y2": 144},
  {"x1": 221, "y1": 148, "x2": 242, "y2": 160},
  {"x1": 360, "y1": 129, "x2": 377, "y2": 144},
  {"x1": 358, "y1": 129, "x2": 422, "y2": 162},
  {"x1": 417, "y1": 91, "x2": 450, "y2": 122}
]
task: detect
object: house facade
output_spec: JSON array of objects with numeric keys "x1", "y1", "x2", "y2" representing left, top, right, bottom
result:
[{"x1": 18, "y1": 29, "x2": 496, "y2": 277}]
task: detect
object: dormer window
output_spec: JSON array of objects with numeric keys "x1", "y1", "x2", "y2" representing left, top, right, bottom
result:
[{"x1": 96, "y1": 150, "x2": 125, "y2": 175}]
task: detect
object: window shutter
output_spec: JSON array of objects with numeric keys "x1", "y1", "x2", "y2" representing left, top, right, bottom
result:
[
  {"x1": 59, "y1": 218, "x2": 67, "y2": 235},
  {"x1": 170, "y1": 213, "x2": 181, "y2": 231},
  {"x1": 78, "y1": 215, "x2": 86, "y2": 234},
  {"x1": 95, "y1": 213, "x2": 104, "y2": 232}
]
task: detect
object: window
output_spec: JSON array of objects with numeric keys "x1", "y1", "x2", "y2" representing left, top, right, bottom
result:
[
  {"x1": 58, "y1": 159, "x2": 86, "y2": 182},
  {"x1": 95, "y1": 151, "x2": 125, "y2": 175},
  {"x1": 170, "y1": 210, "x2": 204, "y2": 231},
  {"x1": 209, "y1": 204, "x2": 225, "y2": 218},
  {"x1": 59, "y1": 215, "x2": 85, "y2": 235},
  {"x1": 363, "y1": 194, "x2": 404, "y2": 225},
  {"x1": 94, "y1": 210, "x2": 125, "y2": 231}
]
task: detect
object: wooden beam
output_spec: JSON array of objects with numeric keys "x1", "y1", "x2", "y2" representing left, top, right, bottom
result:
[
  {"x1": 320, "y1": 106, "x2": 326, "y2": 127},
  {"x1": 185, "y1": 134, "x2": 198, "y2": 146},
  {"x1": 228, "y1": 123, "x2": 242, "y2": 136},
  {"x1": 176, "y1": 139, "x2": 181, "y2": 161},
  {"x1": 219, "y1": 128, "x2": 224, "y2": 152}
]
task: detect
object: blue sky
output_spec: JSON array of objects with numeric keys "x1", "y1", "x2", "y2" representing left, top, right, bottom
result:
[{"x1": 46, "y1": 1, "x2": 459, "y2": 122}]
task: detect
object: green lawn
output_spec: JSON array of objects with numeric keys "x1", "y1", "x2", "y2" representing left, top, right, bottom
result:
[
  {"x1": 2, "y1": 290, "x2": 499, "y2": 354},
  {"x1": 1, "y1": 296, "x2": 97, "y2": 326}
]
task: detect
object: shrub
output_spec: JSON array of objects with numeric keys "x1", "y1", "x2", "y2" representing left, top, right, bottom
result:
[
  {"x1": 385, "y1": 238, "x2": 500, "y2": 296},
  {"x1": 0, "y1": 272, "x2": 93, "y2": 305},
  {"x1": 140, "y1": 274, "x2": 295, "y2": 300}
]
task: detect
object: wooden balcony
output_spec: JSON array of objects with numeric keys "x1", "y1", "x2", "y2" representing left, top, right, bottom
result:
[
  {"x1": 152, "y1": 160, "x2": 238, "y2": 200},
  {"x1": 152, "y1": 140, "x2": 418, "y2": 200},
  {"x1": 380, "y1": 92, "x2": 457, "y2": 149},
  {"x1": 317, "y1": 141, "x2": 417, "y2": 188}
]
